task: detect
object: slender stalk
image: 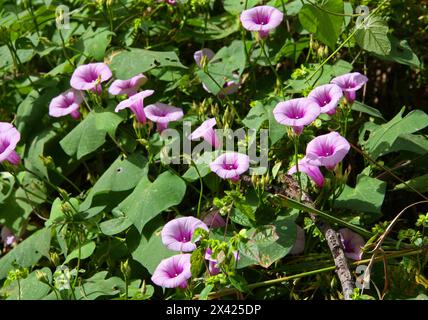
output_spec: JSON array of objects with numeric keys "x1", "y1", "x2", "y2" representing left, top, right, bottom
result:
[
  {"x1": 260, "y1": 39, "x2": 282, "y2": 96},
  {"x1": 293, "y1": 135, "x2": 302, "y2": 201}
]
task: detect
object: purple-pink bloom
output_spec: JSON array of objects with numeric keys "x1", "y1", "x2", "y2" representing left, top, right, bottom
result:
[
  {"x1": 151, "y1": 254, "x2": 192, "y2": 288},
  {"x1": 205, "y1": 248, "x2": 240, "y2": 276},
  {"x1": 115, "y1": 90, "x2": 154, "y2": 123},
  {"x1": 194, "y1": 48, "x2": 215, "y2": 68},
  {"x1": 165, "y1": 0, "x2": 177, "y2": 5},
  {"x1": 0, "y1": 122, "x2": 21, "y2": 165},
  {"x1": 308, "y1": 84, "x2": 343, "y2": 115},
  {"x1": 144, "y1": 103, "x2": 184, "y2": 132},
  {"x1": 339, "y1": 228, "x2": 365, "y2": 260},
  {"x1": 188, "y1": 118, "x2": 220, "y2": 149},
  {"x1": 161, "y1": 216, "x2": 209, "y2": 252},
  {"x1": 305, "y1": 132, "x2": 350, "y2": 170},
  {"x1": 209, "y1": 152, "x2": 250, "y2": 182},
  {"x1": 273, "y1": 98, "x2": 321, "y2": 135},
  {"x1": 290, "y1": 225, "x2": 305, "y2": 255},
  {"x1": 202, "y1": 211, "x2": 226, "y2": 229},
  {"x1": 288, "y1": 157, "x2": 324, "y2": 188},
  {"x1": 240, "y1": 5, "x2": 284, "y2": 39},
  {"x1": 330, "y1": 72, "x2": 368, "y2": 103},
  {"x1": 49, "y1": 89, "x2": 83, "y2": 119},
  {"x1": 1, "y1": 227, "x2": 16, "y2": 247},
  {"x1": 70, "y1": 62, "x2": 112, "y2": 93},
  {"x1": 108, "y1": 73, "x2": 148, "y2": 96}
]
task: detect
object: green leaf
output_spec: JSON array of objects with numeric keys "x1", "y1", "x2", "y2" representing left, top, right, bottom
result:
[
  {"x1": 190, "y1": 247, "x2": 205, "y2": 278},
  {"x1": 131, "y1": 229, "x2": 176, "y2": 274},
  {"x1": 74, "y1": 272, "x2": 124, "y2": 300},
  {"x1": 359, "y1": 109, "x2": 428, "y2": 159},
  {"x1": 109, "y1": 48, "x2": 186, "y2": 80},
  {"x1": 334, "y1": 175, "x2": 387, "y2": 214},
  {"x1": 243, "y1": 102, "x2": 268, "y2": 130},
  {"x1": 120, "y1": 172, "x2": 187, "y2": 232},
  {"x1": 196, "y1": 40, "x2": 245, "y2": 95},
  {"x1": 223, "y1": 0, "x2": 259, "y2": 14},
  {"x1": 199, "y1": 284, "x2": 214, "y2": 300},
  {"x1": 238, "y1": 217, "x2": 296, "y2": 268},
  {"x1": 352, "y1": 101, "x2": 385, "y2": 120},
  {"x1": 65, "y1": 241, "x2": 96, "y2": 263},
  {"x1": 394, "y1": 174, "x2": 428, "y2": 193},
  {"x1": 299, "y1": 0, "x2": 344, "y2": 49},
  {"x1": 182, "y1": 151, "x2": 220, "y2": 182},
  {"x1": 76, "y1": 27, "x2": 113, "y2": 60},
  {"x1": 0, "y1": 228, "x2": 51, "y2": 280},
  {"x1": 355, "y1": 15, "x2": 391, "y2": 56},
  {"x1": 390, "y1": 134, "x2": 428, "y2": 155},
  {"x1": 3, "y1": 268, "x2": 52, "y2": 300},
  {"x1": 373, "y1": 36, "x2": 421, "y2": 69},
  {"x1": 79, "y1": 153, "x2": 148, "y2": 213},
  {"x1": 99, "y1": 216, "x2": 133, "y2": 236},
  {"x1": 59, "y1": 105, "x2": 124, "y2": 159}
]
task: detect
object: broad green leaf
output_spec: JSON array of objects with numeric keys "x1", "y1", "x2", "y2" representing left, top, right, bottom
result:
[
  {"x1": 182, "y1": 150, "x2": 220, "y2": 182},
  {"x1": 394, "y1": 174, "x2": 428, "y2": 193},
  {"x1": 0, "y1": 228, "x2": 51, "y2": 280},
  {"x1": 334, "y1": 175, "x2": 387, "y2": 214},
  {"x1": 74, "y1": 272, "x2": 124, "y2": 300},
  {"x1": 120, "y1": 172, "x2": 187, "y2": 232},
  {"x1": 75, "y1": 27, "x2": 113, "y2": 60},
  {"x1": 359, "y1": 109, "x2": 428, "y2": 159},
  {"x1": 355, "y1": 15, "x2": 391, "y2": 56},
  {"x1": 24, "y1": 130, "x2": 58, "y2": 178},
  {"x1": 373, "y1": 36, "x2": 421, "y2": 69},
  {"x1": 131, "y1": 228, "x2": 176, "y2": 274},
  {"x1": 299, "y1": 0, "x2": 344, "y2": 49},
  {"x1": 3, "y1": 268, "x2": 52, "y2": 300},
  {"x1": 223, "y1": 0, "x2": 259, "y2": 14},
  {"x1": 182, "y1": 15, "x2": 240, "y2": 41},
  {"x1": 390, "y1": 134, "x2": 428, "y2": 155},
  {"x1": 352, "y1": 101, "x2": 385, "y2": 120},
  {"x1": 59, "y1": 105, "x2": 124, "y2": 159},
  {"x1": 65, "y1": 241, "x2": 96, "y2": 263},
  {"x1": 109, "y1": 48, "x2": 186, "y2": 79},
  {"x1": 99, "y1": 216, "x2": 133, "y2": 236},
  {"x1": 238, "y1": 217, "x2": 296, "y2": 268},
  {"x1": 243, "y1": 102, "x2": 268, "y2": 130},
  {"x1": 79, "y1": 153, "x2": 148, "y2": 212},
  {"x1": 196, "y1": 40, "x2": 245, "y2": 95}
]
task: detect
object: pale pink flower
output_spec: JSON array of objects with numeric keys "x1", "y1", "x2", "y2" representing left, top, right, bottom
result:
[
  {"x1": 209, "y1": 152, "x2": 250, "y2": 182},
  {"x1": 114, "y1": 90, "x2": 154, "y2": 123},
  {"x1": 202, "y1": 211, "x2": 226, "y2": 229},
  {"x1": 151, "y1": 254, "x2": 192, "y2": 288},
  {"x1": 49, "y1": 89, "x2": 83, "y2": 119},
  {"x1": 339, "y1": 228, "x2": 365, "y2": 260},
  {"x1": 188, "y1": 118, "x2": 220, "y2": 149},
  {"x1": 308, "y1": 84, "x2": 343, "y2": 115},
  {"x1": 240, "y1": 5, "x2": 284, "y2": 38},
  {"x1": 145, "y1": 103, "x2": 184, "y2": 132},
  {"x1": 288, "y1": 157, "x2": 324, "y2": 188},
  {"x1": 70, "y1": 62, "x2": 112, "y2": 94},
  {"x1": 0, "y1": 123, "x2": 21, "y2": 165},
  {"x1": 108, "y1": 73, "x2": 148, "y2": 96},
  {"x1": 330, "y1": 72, "x2": 368, "y2": 103}
]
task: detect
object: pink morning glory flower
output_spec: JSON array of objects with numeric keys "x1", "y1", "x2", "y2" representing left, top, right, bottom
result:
[
  {"x1": 210, "y1": 152, "x2": 250, "y2": 182},
  {"x1": 205, "y1": 248, "x2": 240, "y2": 276},
  {"x1": 273, "y1": 98, "x2": 321, "y2": 135},
  {"x1": 194, "y1": 48, "x2": 215, "y2": 68},
  {"x1": 290, "y1": 225, "x2": 305, "y2": 255},
  {"x1": 339, "y1": 228, "x2": 365, "y2": 260},
  {"x1": 151, "y1": 254, "x2": 192, "y2": 288},
  {"x1": 115, "y1": 90, "x2": 154, "y2": 123},
  {"x1": 1, "y1": 227, "x2": 16, "y2": 247},
  {"x1": 70, "y1": 62, "x2": 112, "y2": 94},
  {"x1": 188, "y1": 118, "x2": 220, "y2": 149},
  {"x1": 308, "y1": 84, "x2": 343, "y2": 115},
  {"x1": 108, "y1": 73, "x2": 148, "y2": 96},
  {"x1": 288, "y1": 157, "x2": 324, "y2": 188},
  {"x1": 330, "y1": 72, "x2": 368, "y2": 103},
  {"x1": 202, "y1": 211, "x2": 226, "y2": 229},
  {"x1": 49, "y1": 89, "x2": 83, "y2": 119},
  {"x1": 145, "y1": 103, "x2": 184, "y2": 132},
  {"x1": 305, "y1": 132, "x2": 350, "y2": 170},
  {"x1": 240, "y1": 5, "x2": 284, "y2": 39},
  {"x1": 0, "y1": 122, "x2": 21, "y2": 165},
  {"x1": 161, "y1": 216, "x2": 209, "y2": 252}
]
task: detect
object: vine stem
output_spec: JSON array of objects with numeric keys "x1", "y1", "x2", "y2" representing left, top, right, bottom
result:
[{"x1": 259, "y1": 39, "x2": 282, "y2": 96}]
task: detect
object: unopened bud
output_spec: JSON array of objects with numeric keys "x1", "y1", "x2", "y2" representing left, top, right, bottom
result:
[
  {"x1": 120, "y1": 259, "x2": 131, "y2": 278},
  {"x1": 36, "y1": 270, "x2": 50, "y2": 284}
]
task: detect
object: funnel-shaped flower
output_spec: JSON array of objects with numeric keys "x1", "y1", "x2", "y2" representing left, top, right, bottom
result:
[
  {"x1": 205, "y1": 248, "x2": 240, "y2": 276},
  {"x1": 290, "y1": 225, "x2": 305, "y2": 255},
  {"x1": 273, "y1": 98, "x2": 320, "y2": 135},
  {"x1": 194, "y1": 48, "x2": 215, "y2": 68},
  {"x1": 288, "y1": 157, "x2": 324, "y2": 188},
  {"x1": 331, "y1": 72, "x2": 368, "y2": 103},
  {"x1": 115, "y1": 90, "x2": 154, "y2": 123},
  {"x1": 108, "y1": 73, "x2": 148, "y2": 96},
  {"x1": 145, "y1": 103, "x2": 184, "y2": 132},
  {"x1": 1, "y1": 227, "x2": 16, "y2": 247},
  {"x1": 161, "y1": 216, "x2": 208, "y2": 252},
  {"x1": 202, "y1": 211, "x2": 226, "y2": 229},
  {"x1": 0, "y1": 123, "x2": 21, "y2": 165},
  {"x1": 210, "y1": 152, "x2": 250, "y2": 182},
  {"x1": 188, "y1": 118, "x2": 220, "y2": 149},
  {"x1": 151, "y1": 254, "x2": 191, "y2": 288},
  {"x1": 305, "y1": 132, "x2": 350, "y2": 169},
  {"x1": 49, "y1": 89, "x2": 83, "y2": 119},
  {"x1": 308, "y1": 84, "x2": 343, "y2": 115},
  {"x1": 240, "y1": 5, "x2": 284, "y2": 38},
  {"x1": 70, "y1": 62, "x2": 112, "y2": 93},
  {"x1": 339, "y1": 228, "x2": 365, "y2": 260}
]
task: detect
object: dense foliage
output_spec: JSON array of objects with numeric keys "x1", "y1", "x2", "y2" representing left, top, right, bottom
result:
[{"x1": 0, "y1": 0, "x2": 427, "y2": 300}]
